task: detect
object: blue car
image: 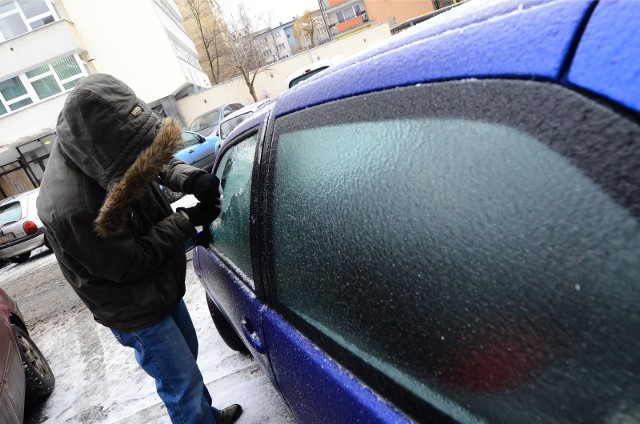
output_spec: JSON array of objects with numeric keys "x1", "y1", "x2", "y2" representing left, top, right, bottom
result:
[
  {"x1": 193, "y1": 1, "x2": 640, "y2": 422},
  {"x1": 176, "y1": 130, "x2": 220, "y2": 172},
  {"x1": 162, "y1": 130, "x2": 221, "y2": 202}
]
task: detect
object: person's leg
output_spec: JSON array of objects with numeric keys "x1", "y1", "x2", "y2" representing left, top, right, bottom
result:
[
  {"x1": 111, "y1": 306, "x2": 216, "y2": 424},
  {"x1": 169, "y1": 299, "x2": 214, "y2": 408},
  {"x1": 170, "y1": 299, "x2": 199, "y2": 360}
]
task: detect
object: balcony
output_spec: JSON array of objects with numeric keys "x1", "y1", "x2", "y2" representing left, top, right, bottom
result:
[
  {"x1": 335, "y1": 14, "x2": 368, "y2": 34},
  {"x1": 0, "y1": 20, "x2": 85, "y2": 80},
  {"x1": 324, "y1": 0, "x2": 360, "y2": 12}
]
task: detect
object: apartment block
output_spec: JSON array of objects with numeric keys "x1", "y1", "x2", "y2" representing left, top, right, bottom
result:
[
  {"x1": 0, "y1": 0, "x2": 210, "y2": 198},
  {"x1": 319, "y1": 0, "x2": 436, "y2": 38},
  {"x1": 254, "y1": 24, "x2": 294, "y2": 65}
]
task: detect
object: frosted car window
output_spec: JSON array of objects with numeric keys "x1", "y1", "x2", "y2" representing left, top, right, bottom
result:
[
  {"x1": 211, "y1": 134, "x2": 257, "y2": 281},
  {"x1": 0, "y1": 202, "x2": 22, "y2": 226},
  {"x1": 270, "y1": 118, "x2": 640, "y2": 422}
]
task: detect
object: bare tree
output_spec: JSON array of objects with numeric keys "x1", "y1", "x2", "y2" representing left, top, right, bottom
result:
[
  {"x1": 180, "y1": 0, "x2": 229, "y2": 84},
  {"x1": 223, "y1": 3, "x2": 269, "y2": 101}
]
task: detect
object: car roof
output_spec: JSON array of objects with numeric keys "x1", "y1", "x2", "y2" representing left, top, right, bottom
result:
[
  {"x1": 219, "y1": 101, "x2": 275, "y2": 150},
  {"x1": 274, "y1": 0, "x2": 638, "y2": 118},
  {"x1": 220, "y1": 99, "x2": 272, "y2": 123},
  {"x1": 0, "y1": 188, "x2": 39, "y2": 206},
  {"x1": 285, "y1": 56, "x2": 343, "y2": 88}
]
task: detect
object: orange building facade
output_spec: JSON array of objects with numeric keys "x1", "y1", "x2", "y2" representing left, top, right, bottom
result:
[
  {"x1": 320, "y1": 0, "x2": 435, "y2": 37},
  {"x1": 365, "y1": 0, "x2": 435, "y2": 27}
]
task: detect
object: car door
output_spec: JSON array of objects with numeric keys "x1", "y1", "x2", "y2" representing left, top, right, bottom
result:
[
  {"x1": 179, "y1": 131, "x2": 215, "y2": 170},
  {"x1": 258, "y1": 74, "x2": 640, "y2": 423},
  {"x1": 0, "y1": 295, "x2": 25, "y2": 423},
  {"x1": 192, "y1": 129, "x2": 276, "y2": 381}
]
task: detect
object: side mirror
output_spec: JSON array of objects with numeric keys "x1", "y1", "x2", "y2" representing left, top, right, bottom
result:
[{"x1": 198, "y1": 134, "x2": 206, "y2": 143}]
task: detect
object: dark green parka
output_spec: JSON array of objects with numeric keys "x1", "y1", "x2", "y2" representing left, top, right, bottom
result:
[{"x1": 37, "y1": 74, "x2": 205, "y2": 332}]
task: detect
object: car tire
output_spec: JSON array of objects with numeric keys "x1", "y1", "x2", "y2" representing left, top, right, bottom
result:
[
  {"x1": 12, "y1": 325, "x2": 55, "y2": 407},
  {"x1": 9, "y1": 253, "x2": 30, "y2": 263},
  {"x1": 206, "y1": 294, "x2": 249, "y2": 353}
]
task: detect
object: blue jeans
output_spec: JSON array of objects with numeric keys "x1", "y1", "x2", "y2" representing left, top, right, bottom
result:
[{"x1": 111, "y1": 299, "x2": 220, "y2": 423}]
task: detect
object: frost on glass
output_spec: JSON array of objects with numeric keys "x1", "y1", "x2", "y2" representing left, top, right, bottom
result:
[
  {"x1": 271, "y1": 118, "x2": 640, "y2": 423},
  {"x1": 212, "y1": 134, "x2": 257, "y2": 279}
]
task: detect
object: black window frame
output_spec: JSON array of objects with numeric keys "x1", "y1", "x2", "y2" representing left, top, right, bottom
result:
[
  {"x1": 210, "y1": 111, "x2": 273, "y2": 301},
  {"x1": 209, "y1": 128, "x2": 261, "y2": 293}
]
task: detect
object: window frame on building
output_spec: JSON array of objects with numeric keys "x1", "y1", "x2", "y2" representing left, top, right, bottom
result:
[
  {"x1": 0, "y1": 0, "x2": 58, "y2": 42},
  {"x1": 0, "y1": 53, "x2": 87, "y2": 117}
]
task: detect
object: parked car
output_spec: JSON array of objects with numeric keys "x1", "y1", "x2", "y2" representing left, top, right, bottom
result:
[
  {"x1": 188, "y1": 103, "x2": 245, "y2": 137},
  {"x1": 0, "y1": 189, "x2": 48, "y2": 263},
  {"x1": 285, "y1": 56, "x2": 343, "y2": 89},
  {"x1": 161, "y1": 130, "x2": 221, "y2": 203},
  {"x1": 0, "y1": 287, "x2": 55, "y2": 423},
  {"x1": 176, "y1": 130, "x2": 221, "y2": 171},
  {"x1": 192, "y1": 1, "x2": 640, "y2": 423},
  {"x1": 217, "y1": 99, "x2": 273, "y2": 142}
]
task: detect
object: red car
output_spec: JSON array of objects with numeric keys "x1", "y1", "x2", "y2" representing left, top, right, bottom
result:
[{"x1": 0, "y1": 287, "x2": 54, "y2": 423}]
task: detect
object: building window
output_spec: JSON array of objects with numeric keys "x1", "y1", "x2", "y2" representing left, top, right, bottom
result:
[
  {"x1": 336, "y1": 4, "x2": 364, "y2": 23},
  {"x1": 0, "y1": 0, "x2": 56, "y2": 41},
  {"x1": 0, "y1": 54, "x2": 86, "y2": 117},
  {"x1": 0, "y1": 2, "x2": 28, "y2": 39},
  {"x1": 0, "y1": 77, "x2": 33, "y2": 112}
]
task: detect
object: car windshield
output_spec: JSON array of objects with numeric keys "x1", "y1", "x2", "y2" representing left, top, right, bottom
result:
[
  {"x1": 220, "y1": 112, "x2": 252, "y2": 140},
  {"x1": 190, "y1": 108, "x2": 221, "y2": 132},
  {"x1": 289, "y1": 66, "x2": 329, "y2": 88},
  {"x1": 0, "y1": 202, "x2": 22, "y2": 227}
]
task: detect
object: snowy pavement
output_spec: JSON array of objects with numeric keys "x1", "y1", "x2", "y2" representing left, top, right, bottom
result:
[
  {"x1": 0, "y1": 194, "x2": 296, "y2": 423},
  {"x1": 29, "y1": 267, "x2": 294, "y2": 423}
]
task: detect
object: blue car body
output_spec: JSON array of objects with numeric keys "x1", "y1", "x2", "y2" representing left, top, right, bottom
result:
[
  {"x1": 175, "y1": 130, "x2": 220, "y2": 172},
  {"x1": 193, "y1": 1, "x2": 640, "y2": 422}
]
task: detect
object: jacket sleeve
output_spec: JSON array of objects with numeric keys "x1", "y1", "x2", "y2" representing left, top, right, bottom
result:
[
  {"x1": 54, "y1": 210, "x2": 196, "y2": 283},
  {"x1": 158, "y1": 158, "x2": 206, "y2": 193}
]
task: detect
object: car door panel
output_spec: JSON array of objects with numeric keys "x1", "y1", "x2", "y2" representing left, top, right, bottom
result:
[
  {"x1": 192, "y1": 246, "x2": 275, "y2": 381},
  {"x1": 262, "y1": 308, "x2": 412, "y2": 424},
  {"x1": 189, "y1": 139, "x2": 216, "y2": 170},
  {"x1": 260, "y1": 80, "x2": 640, "y2": 422},
  {"x1": 0, "y1": 303, "x2": 25, "y2": 423}
]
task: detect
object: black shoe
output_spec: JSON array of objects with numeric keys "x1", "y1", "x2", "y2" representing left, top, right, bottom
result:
[{"x1": 218, "y1": 404, "x2": 243, "y2": 424}]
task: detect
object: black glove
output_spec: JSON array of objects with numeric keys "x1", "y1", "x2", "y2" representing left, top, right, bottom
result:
[
  {"x1": 184, "y1": 173, "x2": 221, "y2": 204},
  {"x1": 178, "y1": 202, "x2": 220, "y2": 227},
  {"x1": 193, "y1": 229, "x2": 211, "y2": 247}
]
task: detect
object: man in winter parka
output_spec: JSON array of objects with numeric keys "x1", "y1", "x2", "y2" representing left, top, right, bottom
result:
[{"x1": 37, "y1": 74, "x2": 242, "y2": 424}]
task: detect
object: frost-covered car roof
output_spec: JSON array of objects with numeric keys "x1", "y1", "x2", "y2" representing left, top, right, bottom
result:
[{"x1": 275, "y1": 0, "x2": 639, "y2": 117}]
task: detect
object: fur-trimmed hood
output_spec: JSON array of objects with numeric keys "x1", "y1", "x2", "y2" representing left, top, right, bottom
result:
[{"x1": 55, "y1": 74, "x2": 184, "y2": 237}]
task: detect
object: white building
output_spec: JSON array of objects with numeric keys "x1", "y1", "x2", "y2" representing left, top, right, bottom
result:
[
  {"x1": 254, "y1": 24, "x2": 293, "y2": 65},
  {"x1": 0, "y1": 0, "x2": 210, "y2": 198}
]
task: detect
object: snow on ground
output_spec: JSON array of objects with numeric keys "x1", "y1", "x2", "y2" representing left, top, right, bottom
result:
[
  {"x1": 1, "y1": 194, "x2": 296, "y2": 423},
  {"x1": 30, "y1": 270, "x2": 295, "y2": 423}
]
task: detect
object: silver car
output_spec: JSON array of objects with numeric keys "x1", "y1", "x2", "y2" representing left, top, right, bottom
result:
[{"x1": 0, "y1": 189, "x2": 47, "y2": 263}]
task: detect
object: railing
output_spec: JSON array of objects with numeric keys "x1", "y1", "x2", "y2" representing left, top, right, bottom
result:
[{"x1": 336, "y1": 14, "x2": 366, "y2": 33}]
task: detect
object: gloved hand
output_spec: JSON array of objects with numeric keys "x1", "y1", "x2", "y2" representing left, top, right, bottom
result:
[
  {"x1": 185, "y1": 173, "x2": 221, "y2": 204},
  {"x1": 178, "y1": 201, "x2": 220, "y2": 227},
  {"x1": 193, "y1": 229, "x2": 211, "y2": 247}
]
